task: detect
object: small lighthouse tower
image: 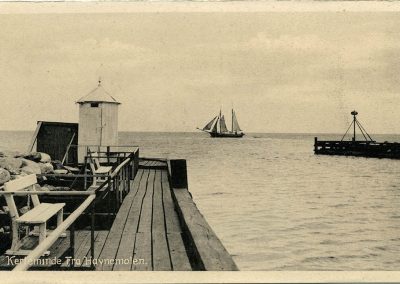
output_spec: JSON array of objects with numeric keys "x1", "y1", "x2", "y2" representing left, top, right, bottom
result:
[{"x1": 77, "y1": 79, "x2": 120, "y2": 161}]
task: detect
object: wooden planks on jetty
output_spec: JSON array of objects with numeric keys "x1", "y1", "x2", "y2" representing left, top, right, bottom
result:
[
  {"x1": 96, "y1": 166, "x2": 191, "y2": 271},
  {"x1": 96, "y1": 160, "x2": 236, "y2": 271},
  {"x1": 95, "y1": 172, "x2": 144, "y2": 271},
  {"x1": 139, "y1": 159, "x2": 168, "y2": 169},
  {"x1": 152, "y1": 170, "x2": 171, "y2": 271}
]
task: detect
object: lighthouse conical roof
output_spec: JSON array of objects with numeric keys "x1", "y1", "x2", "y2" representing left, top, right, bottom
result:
[{"x1": 77, "y1": 82, "x2": 120, "y2": 104}]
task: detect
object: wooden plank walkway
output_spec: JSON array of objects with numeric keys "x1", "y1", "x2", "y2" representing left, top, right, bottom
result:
[
  {"x1": 0, "y1": 167, "x2": 191, "y2": 271},
  {"x1": 0, "y1": 159, "x2": 237, "y2": 271},
  {"x1": 96, "y1": 166, "x2": 191, "y2": 271}
]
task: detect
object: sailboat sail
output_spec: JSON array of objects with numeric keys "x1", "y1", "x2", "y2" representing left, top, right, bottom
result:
[
  {"x1": 203, "y1": 116, "x2": 218, "y2": 131},
  {"x1": 220, "y1": 115, "x2": 229, "y2": 133},
  {"x1": 232, "y1": 111, "x2": 242, "y2": 132},
  {"x1": 211, "y1": 117, "x2": 218, "y2": 133}
]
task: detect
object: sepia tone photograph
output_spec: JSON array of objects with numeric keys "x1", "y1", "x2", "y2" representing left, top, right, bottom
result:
[{"x1": 1, "y1": 1, "x2": 400, "y2": 282}]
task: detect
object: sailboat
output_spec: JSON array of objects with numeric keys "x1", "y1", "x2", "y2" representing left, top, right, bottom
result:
[{"x1": 198, "y1": 109, "x2": 245, "y2": 138}]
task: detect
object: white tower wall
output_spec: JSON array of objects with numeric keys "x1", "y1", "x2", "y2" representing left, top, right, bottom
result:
[{"x1": 76, "y1": 81, "x2": 120, "y2": 162}]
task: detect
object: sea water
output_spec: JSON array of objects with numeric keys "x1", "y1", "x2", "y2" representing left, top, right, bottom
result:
[{"x1": 1, "y1": 131, "x2": 400, "y2": 270}]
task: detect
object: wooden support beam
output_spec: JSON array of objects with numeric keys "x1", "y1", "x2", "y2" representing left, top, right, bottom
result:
[
  {"x1": 172, "y1": 187, "x2": 238, "y2": 271},
  {"x1": 167, "y1": 159, "x2": 237, "y2": 271},
  {"x1": 27, "y1": 121, "x2": 42, "y2": 153}
]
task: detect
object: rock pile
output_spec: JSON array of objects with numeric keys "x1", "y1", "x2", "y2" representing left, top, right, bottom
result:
[
  {"x1": 0, "y1": 151, "x2": 76, "y2": 251},
  {"x1": 0, "y1": 151, "x2": 71, "y2": 185}
]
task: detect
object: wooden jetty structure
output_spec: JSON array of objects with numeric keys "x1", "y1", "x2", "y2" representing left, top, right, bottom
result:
[
  {"x1": 0, "y1": 150, "x2": 238, "y2": 271},
  {"x1": 0, "y1": 81, "x2": 237, "y2": 271},
  {"x1": 314, "y1": 110, "x2": 400, "y2": 159}
]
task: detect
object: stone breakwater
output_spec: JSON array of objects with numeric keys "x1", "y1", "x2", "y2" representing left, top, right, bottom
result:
[{"x1": 0, "y1": 151, "x2": 73, "y2": 185}]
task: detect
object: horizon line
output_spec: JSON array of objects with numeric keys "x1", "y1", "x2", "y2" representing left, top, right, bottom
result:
[{"x1": 1, "y1": 129, "x2": 400, "y2": 136}]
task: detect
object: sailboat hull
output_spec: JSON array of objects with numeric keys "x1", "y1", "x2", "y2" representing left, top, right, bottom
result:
[{"x1": 209, "y1": 132, "x2": 244, "y2": 138}]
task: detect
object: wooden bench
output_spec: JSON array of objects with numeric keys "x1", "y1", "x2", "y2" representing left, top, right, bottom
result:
[
  {"x1": 3, "y1": 174, "x2": 66, "y2": 256},
  {"x1": 88, "y1": 152, "x2": 112, "y2": 187}
]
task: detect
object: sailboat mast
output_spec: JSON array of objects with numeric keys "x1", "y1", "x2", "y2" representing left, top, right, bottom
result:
[
  {"x1": 232, "y1": 109, "x2": 234, "y2": 132},
  {"x1": 219, "y1": 109, "x2": 222, "y2": 134}
]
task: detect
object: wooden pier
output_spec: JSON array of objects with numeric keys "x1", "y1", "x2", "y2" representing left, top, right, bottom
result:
[
  {"x1": 0, "y1": 154, "x2": 237, "y2": 271},
  {"x1": 314, "y1": 110, "x2": 400, "y2": 159},
  {"x1": 314, "y1": 138, "x2": 400, "y2": 159}
]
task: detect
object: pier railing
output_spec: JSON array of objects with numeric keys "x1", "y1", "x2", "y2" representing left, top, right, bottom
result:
[
  {"x1": 0, "y1": 148, "x2": 139, "y2": 271},
  {"x1": 34, "y1": 147, "x2": 139, "y2": 223},
  {"x1": 63, "y1": 144, "x2": 139, "y2": 166}
]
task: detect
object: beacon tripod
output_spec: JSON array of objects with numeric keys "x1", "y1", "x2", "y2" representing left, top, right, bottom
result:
[{"x1": 340, "y1": 110, "x2": 375, "y2": 143}]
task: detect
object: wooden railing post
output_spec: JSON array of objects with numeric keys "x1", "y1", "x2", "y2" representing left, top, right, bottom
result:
[
  {"x1": 127, "y1": 163, "x2": 131, "y2": 193},
  {"x1": 134, "y1": 149, "x2": 139, "y2": 177},
  {"x1": 108, "y1": 176, "x2": 114, "y2": 216},
  {"x1": 120, "y1": 169, "x2": 123, "y2": 200},
  {"x1": 314, "y1": 137, "x2": 318, "y2": 153},
  {"x1": 90, "y1": 201, "x2": 95, "y2": 270},
  {"x1": 70, "y1": 222, "x2": 75, "y2": 268},
  {"x1": 116, "y1": 173, "x2": 120, "y2": 206},
  {"x1": 123, "y1": 165, "x2": 127, "y2": 196},
  {"x1": 83, "y1": 156, "x2": 88, "y2": 189},
  {"x1": 107, "y1": 178, "x2": 112, "y2": 226},
  {"x1": 169, "y1": 159, "x2": 188, "y2": 189},
  {"x1": 129, "y1": 156, "x2": 134, "y2": 180}
]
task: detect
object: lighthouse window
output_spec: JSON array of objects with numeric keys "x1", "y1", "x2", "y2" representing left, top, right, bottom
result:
[{"x1": 91, "y1": 103, "x2": 99, "y2": 108}]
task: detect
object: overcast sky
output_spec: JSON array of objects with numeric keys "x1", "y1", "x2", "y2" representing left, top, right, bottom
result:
[{"x1": 1, "y1": 12, "x2": 399, "y2": 133}]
